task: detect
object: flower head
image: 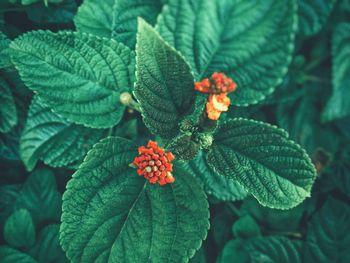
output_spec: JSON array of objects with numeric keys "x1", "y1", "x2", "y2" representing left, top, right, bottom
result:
[
  {"x1": 194, "y1": 72, "x2": 237, "y2": 120},
  {"x1": 133, "y1": 140, "x2": 175, "y2": 186}
]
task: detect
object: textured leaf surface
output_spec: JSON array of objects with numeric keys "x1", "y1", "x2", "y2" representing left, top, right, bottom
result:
[
  {"x1": 10, "y1": 30, "x2": 135, "y2": 128},
  {"x1": 187, "y1": 151, "x2": 247, "y2": 201},
  {"x1": 247, "y1": 236, "x2": 302, "y2": 263},
  {"x1": 0, "y1": 32, "x2": 11, "y2": 68},
  {"x1": 304, "y1": 197, "x2": 350, "y2": 263},
  {"x1": 4, "y1": 209, "x2": 36, "y2": 248},
  {"x1": 0, "y1": 76, "x2": 17, "y2": 133},
  {"x1": 75, "y1": 0, "x2": 162, "y2": 49},
  {"x1": 322, "y1": 23, "x2": 350, "y2": 121},
  {"x1": 0, "y1": 246, "x2": 37, "y2": 263},
  {"x1": 157, "y1": 0, "x2": 297, "y2": 105},
  {"x1": 134, "y1": 19, "x2": 195, "y2": 138},
  {"x1": 60, "y1": 137, "x2": 209, "y2": 263},
  {"x1": 29, "y1": 225, "x2": 68, "y2": 263},
  {"x1": 20, "y1": 97, "x2": 106, "y2": 171},
  {"x1": 15, "y1": 169, "x2": 61, "y2": 225},
  {"x1": 298, "y1": 0, "x2": 336, "y2": 36},
  {"x1": 206, "y1": 118, "x2": 317, "y2": 209}
]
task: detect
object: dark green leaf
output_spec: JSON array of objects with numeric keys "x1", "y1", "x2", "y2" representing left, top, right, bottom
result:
[
  {"x1": 0, "y1": 32, "x2": 11, "y2": 68},
  {"x1": 75, "y1": 0, "x2": 162, "y2": 49},
  {"x1": 217, "y1": 239, "x2": 249, "y2": 263},
  {"x1": 157, "y1": 0, "x2": 297, "y2": 105},
  {"x1": 232, "y1": 215, "x2": 261, "y2": 239},
  {"x1": 10, "y1": 30, "x2": 135, "y2": 128},
  {"x1": 322, "y1": 23, "x2": 350, "y2": 121},
  {"x1": 134, "y1": 19, "x2": 195, "y2": 138},
  {"x1": 0, "y1": 76, "x2": 17, "y2": 133},
  {"x1": 20, "y1": 97, "x2": 107, "y2": 171},
  {"x1": 0, "y1": 246, "x2": 37, "y2": 263},
  {"x1": 206, "y1": 118, "x2": 317, "y2": 209},
  {"x1": 60, "y1": 137, "x2": 209, "y2": 263},
  {"x1": 4, "y1": 209, "x2": 35, "y2": 248}
]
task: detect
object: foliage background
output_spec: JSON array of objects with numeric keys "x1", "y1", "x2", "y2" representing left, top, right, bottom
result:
[{"x1": 0, "y1": 0, "x2": 350, "y2": 262}]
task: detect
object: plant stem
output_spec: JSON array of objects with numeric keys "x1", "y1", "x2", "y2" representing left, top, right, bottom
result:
[
  {"x1": 119, "y1": 92, "x2": 142, "y2": 112},
  {"x1": 227, "y1": 202, "x2": 241, "y2": 217}
]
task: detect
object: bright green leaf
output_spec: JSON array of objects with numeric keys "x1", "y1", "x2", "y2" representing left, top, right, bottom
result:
[
  {"x1": 0, "y1": 76, "x2": 17, "y2": 133},
  {"x1": 134, "y1": 19, "x2": 195, "y2": 138},
  {"x1": 29, "y1": 224, "x2": 68, "y2": 263},
  {"x1": 206, "y1": 118, "x2": 317, "y2": 209},
  {"x1": 304, "y1": 197, "x2": 350, "y2": 263},
  {"x1": 298, "y1": 0, "x2": 337, "y2": 36},
  {"x1": 15, "y1": 169, "x2": 61, "y2": 225},
  {"x1": 10, "y1": 30, "x2": 135, "y2": 128},
  {"x1": 157, "y1": 0, "x2": 297, "y2": 105},
  {"x1": 187, "y1": 151, "x2": 247, "y2": 201},
  {"x1": 0, "y1": 246, "x2": 37, "y2": 263},
  {"x1": 20, "y1": 97, "x2": 107, "y2": 171},
  {"x1": 4, "y1": 209, "x2": 35, "y2": 248},
  {"x1": 75, "y1": 0, "x2": 162, "y2": 49},
  {"x1": 60, "y1": 137, "x2": 209, "y2": 263},
  {"x1": 322, "y1": 23, "x2": 350, "y2": 122}
]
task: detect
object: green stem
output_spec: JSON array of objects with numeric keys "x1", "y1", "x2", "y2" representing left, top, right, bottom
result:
[
  {"x1": 265, "y1": 230, "x2": 303, "y2": 239},
  {"x1": 227, "y1": 202, "x2": 241, "y2": 217},
  {"x1": 303, "y1": 75, "x2": 330, "y2": 84},
  {"x1": 304, "y1": 54, "x2": 329, "y2": 72},
  {"x1": 120, "y1": 92, "x2": 142, "y2": 112}
]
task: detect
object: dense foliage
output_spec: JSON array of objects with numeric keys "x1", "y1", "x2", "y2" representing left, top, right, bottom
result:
[{"x1": 0, "y1": 0, "x2": 349, "y2": 262}]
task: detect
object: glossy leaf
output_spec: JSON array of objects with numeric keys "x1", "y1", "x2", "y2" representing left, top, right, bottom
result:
[
  {"x1": 322, "y1": 23, "x2": 350, "y2": 121},
  {"x1": 20, "y1": 97, "x2": 106, "y2": 171},
  {"x1": 4, "y1": 209, "x2": 35, "y2": 248},
  {"x1": 60, "y1": 137, "x2": 209, "y2": 263},
  {"x1": 134, "y1": 19, "x2": 195, "y2": 138},
  {"x1": 206, "y1": 118, "x2": 317, "y2": 209},
  {"x1": 157, "y1": 0, "x2": 297, "y2": 105},
  {"x1": 75, "y1": 0, "x2": 162, "y2": 49},
  {"x1": 10, "y1": 30, "x2": 135, "y2": 128}
]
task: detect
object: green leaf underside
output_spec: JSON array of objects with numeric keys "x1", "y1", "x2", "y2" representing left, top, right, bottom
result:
[
  {"x1": 10, "y1": 30, "x2": 135, "y2": 128},
  {"x1": 304, "y1": 198, "x2": 350, "y2": 263},
  {"x1": 16, "y1": 169, "x2": 61, "y2": 225},
  {"x1": 0, "y1": 76, "x2": 17, "y2": 133},
  {"x1": 0, "y1": 246, "x2": 37, "y2": 263},
  {"x1": 134, "y1": 19, "x2": 195, "y2": 138},
  {"x1": 247, "y1": 236, "x2": 302, "y2": 262},
  {"x1": 322, "y1": 23, "x2": 350, "y2": 122},
  {"x1": 206, "y1": 118, "x2": 316, "y2": 209},
  {"x1": 74, "y1": 0, "x2": 162, "y2": 49},
  {"x1": 21, "y1": 97, "x2": 106, "y2": 171},
  {"x1": 4, "y1": 209, "x2": 36, "y2": 248},
  {"x1": 157, "y1": 0, "x2": 297, "y2": 105},
  {"x1": 187, "y1": 151, "x2": 247, "y2": 201},
  {"x1": 60, "y1": 137, "x2": 209, "y2": 263},
  {"x1": 298, "y1": 0, "x2": 337, "y2": 36},
  {"x1": 30, "y1": 224, "x2": 68, "y2": 263}
]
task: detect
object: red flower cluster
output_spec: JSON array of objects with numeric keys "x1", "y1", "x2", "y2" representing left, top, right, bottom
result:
[
  {"x1": 194, "y1": 72, "x2": 237, "y2": 120},
  {"x1": 133, "y1": 141, "x2": 175, "y2": 186}
]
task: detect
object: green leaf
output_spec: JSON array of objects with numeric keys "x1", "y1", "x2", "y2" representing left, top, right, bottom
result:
[
  {"x1": 134, "y1": 19, "x2": 195, "y2": 138},
  {"x1": 60, "y1": 137, "x2": 209, "y2": 263},
  {"x1": 75, "y1": 0, "x2": 162, "y2": 49},
  {"x1": 0, "y1": 246, "x2": 37, "y2": 263},
  {"x1": 187, "y1": 151, "x2": 247, "y2": 201},
  {"x1": 16, "y1": 169, "x2": 61, "y2": 225},
  {"x1": 29, "y1": 224, "x2": 68, "y2": 263},
  {"x1": 298, "y1": 0, "x2": 337, "y2": 36},
  {"x1": 157, "y1": 0, "x2": 297, "y2": 105},
  {"x1": 4, "y1": 209, "x2": 36, "y2": 248},
  {"x1": 232, "y1": 215, "x2": 261, "y2": 239},
  {"x1": 20, "y1": 97, "x2": 107, "y2": 171},
  {"x1": 322, "y1": 23, "x2": 350, "y2": 122},
  {"x1": 206, "y1": 118, "x2": 317, "y2": 209},
  {"x1": 247, "y1": 236, "x2": 302, "y2": 263},
  {"x1": 0, "y1": 76, "x2": 17, "y2": 133},
  {"x1": 304, "y1": 197, "x2": 350, "y2": 263},
  {"x1": 217, "y1": 239, "x2": 249, "y2": 263},
  {"x1": 10, "y1": 30, "x2": 135, "y2": 128},
  {"x1": 0, "y1": 32, "x2": 11, "y2": 68}
]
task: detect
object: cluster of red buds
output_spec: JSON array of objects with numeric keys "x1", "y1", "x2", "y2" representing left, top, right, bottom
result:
[
  {"x1": 195, "y1": 72, "x2": 237, "y2": 120},
  {"x1": 133, "y1": 140, "x2": 175, "y2": 186}
]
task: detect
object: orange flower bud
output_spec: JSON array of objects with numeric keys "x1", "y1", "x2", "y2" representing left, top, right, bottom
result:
[{"x1": 133, "y1": 140, "x2": 175, "y2": 186}]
